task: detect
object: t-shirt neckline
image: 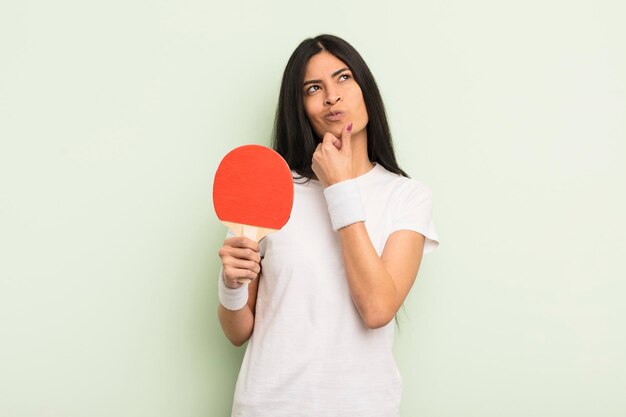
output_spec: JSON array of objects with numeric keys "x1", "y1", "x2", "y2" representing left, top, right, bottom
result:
[{"x1": 305, "y1": 163, "x2": 379, "y2": 187}]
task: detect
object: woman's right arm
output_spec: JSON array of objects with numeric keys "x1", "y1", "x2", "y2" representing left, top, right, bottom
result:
[{"x1": 217, "y1": 237, "x2": 261, "y2": 347}]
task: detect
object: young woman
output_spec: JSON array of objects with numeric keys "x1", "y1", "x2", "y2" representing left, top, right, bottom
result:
[{"x1": 217, "y1": 34, "x2": 439, "y2": 417}]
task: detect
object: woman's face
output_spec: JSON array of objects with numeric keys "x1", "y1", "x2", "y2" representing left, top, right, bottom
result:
[{"x1": 302, "y1": 52, "x2": 369, "y2": 140}]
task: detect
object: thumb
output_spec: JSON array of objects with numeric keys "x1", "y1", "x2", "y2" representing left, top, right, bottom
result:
[{"x1": 341, "y1": 122, "x2": 353, "y2": 152}]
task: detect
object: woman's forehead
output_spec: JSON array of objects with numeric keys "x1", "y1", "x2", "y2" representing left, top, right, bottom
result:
[{"x1": 304, "y1": 52, "x2": 348, "y2": 79}]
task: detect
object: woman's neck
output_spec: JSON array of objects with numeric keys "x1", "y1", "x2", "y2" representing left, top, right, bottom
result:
[{"x1": 350, "y1": 130, "x2": 375, "y2": 178}]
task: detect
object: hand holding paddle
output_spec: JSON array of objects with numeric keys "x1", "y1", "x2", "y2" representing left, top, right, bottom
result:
[
  {"x1": 213, "y1": 145, "x2": 294, "y2": 284},
  {"x1": 218, "y1": 237, "x2": 262, "y2": 289}
]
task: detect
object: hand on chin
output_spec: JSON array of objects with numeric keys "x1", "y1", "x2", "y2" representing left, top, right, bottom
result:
[{"x1": 318, "y1": 128, "x2": 343, "y2": 149}]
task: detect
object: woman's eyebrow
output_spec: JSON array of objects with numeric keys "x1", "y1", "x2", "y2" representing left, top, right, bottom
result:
[
  {"x1": 303, "y1": 67, "x2": 350, "y2": 87},
  {"x1": 331, "y1": 67, "x2": 350, "y2": 77}
]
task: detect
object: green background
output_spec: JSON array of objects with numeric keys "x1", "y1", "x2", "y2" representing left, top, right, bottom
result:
[{"x1": 1, "y1": 0, "x2": 625, "y2": 416}]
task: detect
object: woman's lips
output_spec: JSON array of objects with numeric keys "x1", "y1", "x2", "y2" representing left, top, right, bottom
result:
[{"x1": 325, "y1": 112, "x2": 344, "y2": 122}]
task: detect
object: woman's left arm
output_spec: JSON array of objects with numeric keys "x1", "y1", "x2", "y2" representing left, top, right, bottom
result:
[
  {"x1": 312, "y1": 123, "x2": 427, "y2": 329},
  {"x1": 338, "y1": 224, "x2": 425, "y2": 329}
]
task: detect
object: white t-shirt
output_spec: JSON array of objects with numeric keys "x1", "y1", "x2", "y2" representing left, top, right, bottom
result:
[{"x1": 230, "y1": 163, "x2": 439, "y2": 417}]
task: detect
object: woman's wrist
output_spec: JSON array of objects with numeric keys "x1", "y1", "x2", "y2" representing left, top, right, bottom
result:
[
  {"x1": 218, "y1": 269, "x2": 249, "y2": 311},
  {"x1": 323, "y1": 179, "x2": 366, "y2": 231}
]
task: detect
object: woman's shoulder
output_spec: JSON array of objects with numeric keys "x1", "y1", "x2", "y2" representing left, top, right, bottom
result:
[
  {"x1": 366, "y1": 164, "x2": 433, "y2": 197},
  {"x1": 290, "y1": 171, "x2": 322, "y2": 192}
]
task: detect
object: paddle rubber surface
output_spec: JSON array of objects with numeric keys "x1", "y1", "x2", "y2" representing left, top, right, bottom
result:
[{"x1": 213, "y1": 145, "x2": 294, "y2": 230}]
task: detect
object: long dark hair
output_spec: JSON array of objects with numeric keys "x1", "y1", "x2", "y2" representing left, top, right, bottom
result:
[{"x1": 272, "y1": 34, "x2": 408, "y2": 179}]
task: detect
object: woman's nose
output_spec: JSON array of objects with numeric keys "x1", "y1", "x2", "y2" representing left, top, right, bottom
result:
[{"x1": 325, "y1": 94, "x2": 342, "y2": 106}]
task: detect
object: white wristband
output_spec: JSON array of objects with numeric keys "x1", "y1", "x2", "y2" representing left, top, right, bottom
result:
[
  {"x1": 218, "y1": 269, "x2": 249, "y2": 311},
  {"x1": 323, "y1": 179, "x2": 366, "y2": 231}
]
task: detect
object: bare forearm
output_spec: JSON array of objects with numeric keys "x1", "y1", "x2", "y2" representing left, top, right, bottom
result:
[
  {"x1": 338, "y1": 222, "x2": 399, "y2": 328},
  {"x1": 218, "y1": 304, "x2": 255, "y2": 346}
]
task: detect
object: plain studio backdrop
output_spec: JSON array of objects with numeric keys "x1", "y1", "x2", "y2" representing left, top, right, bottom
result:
[{"x1": 1, "y1": 1, "x2": 624, "y2": 416}]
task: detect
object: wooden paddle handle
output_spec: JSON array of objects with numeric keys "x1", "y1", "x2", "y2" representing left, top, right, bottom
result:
[{"x1": 223, "y1": 222, "x2": 277, "y2": 242}]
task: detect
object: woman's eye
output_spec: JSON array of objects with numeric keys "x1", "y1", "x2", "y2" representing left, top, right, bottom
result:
[
  {"x1": 306, "y1": 85, "x2": 320, "y2": 94},
  {"x1": 339, "y1": 73, "x2": 351, "y2": 81}
]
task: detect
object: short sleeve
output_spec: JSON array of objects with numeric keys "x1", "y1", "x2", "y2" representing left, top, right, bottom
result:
[{"x1": 390, "y1": 180, "x2": 440, "y2": 255}]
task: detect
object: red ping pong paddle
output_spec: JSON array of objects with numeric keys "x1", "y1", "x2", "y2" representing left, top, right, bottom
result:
[{"x1": 213, "y1": 145, "x2": 294, "y2": 284}]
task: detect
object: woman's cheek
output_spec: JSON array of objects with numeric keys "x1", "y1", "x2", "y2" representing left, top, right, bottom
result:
[{"x1": 312, "y1": 121, "x2": 325, "y2": 140}]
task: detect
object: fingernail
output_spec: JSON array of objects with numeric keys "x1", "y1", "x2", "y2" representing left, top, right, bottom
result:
[{"x1": 347, "y1": 122, "x2": 353, "y2": 132}]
